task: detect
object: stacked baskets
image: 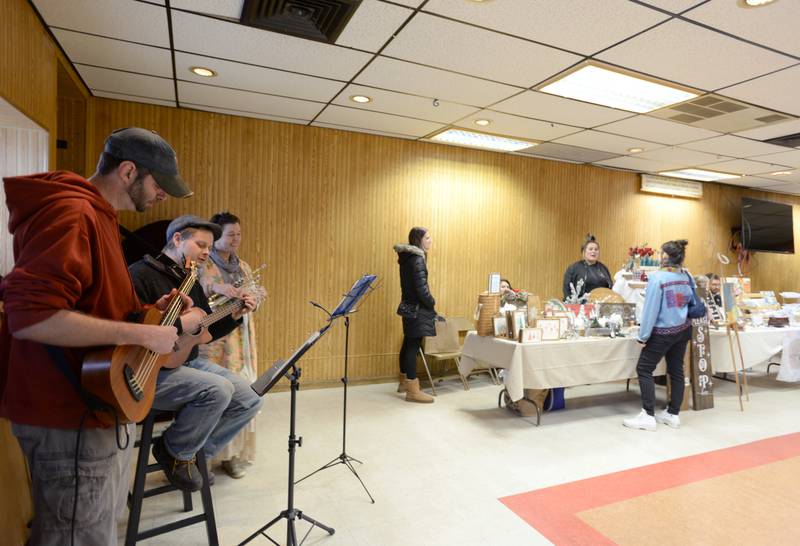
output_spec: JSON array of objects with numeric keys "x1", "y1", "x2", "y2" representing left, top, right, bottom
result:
[{"x1": 476, "y1": 293, "x2": 501, "y2": 336}]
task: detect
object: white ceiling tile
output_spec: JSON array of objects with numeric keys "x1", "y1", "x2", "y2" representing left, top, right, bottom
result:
[
  {"x1": 750, "y1": 170, "x2": 800, "y2": 184},
  {"x1": 637, "y1": 1, "x2": 707, "y2": 13},
  {"x1": 92, "y1": 91, "x2": 176, "y2": 108},
  {"x1": 719, "y1": 175, "x2": 773, "y2": 188},
  {"x1": 598, "y1": 19, "x2": 795, "y2": 91},
  {"x1": 332, "y1": 85, "x2": 477, "y2": 124},
  {"x1": 52, "y1": 28, "x2": 172, "y2": 78},
  {"x1": 734, "y1": 119, "x2": 800, "y2": 141},
  {"x1": 388, "y1": 0, "x2": 425, "y2": 6},
  {"x1": 552, "y1": 130, "x2": 661, "y2": 155},
  {"x1": 315, "y1": 105, "x2": 444, "y2": 137},
  {"x1": 33, "y1": 0, "x2": 169, "y2": 47},
  {"x1": 699, "y1": 158, "x2": 792, "y2": 176},
  {"x1": 681, "y1": 135, "x2": 790, "y2": 158},
  {"x1": 312, "y1": 122, "x2": 417, "y2": 140},
  {"x1": 181, "y1": 103, "x2": 309, "y2": 125},
  {"x1": 355, "y1": 57, "x2": 520, "y2": 107},
  {"x1": 336, "y1": 0, "x2": 412, "y2": 53},
  {"x1": 636, "y1": 146, "x2": 730, "y2": 166},
  {"x1": 383, "y1": 13, "x2": 582, "y2": 87},
  {"x1": 172, "y1": 11, "x2": 372, "y2": 80},
  {"x1": 594, "y1": 156, "x2": 680, "y2": 173},
  {"x1": 684, "y1": 0, "x2": 800, "y2": 57},
  {"x1": 177, "y1": 81, "x2": 324, "y2": 120},
  {"x1": 170, "y1": 0, "x2": 243, "y2": 19},
  {"x1": 78, "y1": 65, "x2": 174, "y2": 101},
  {"x1": 751, "y1": 149, "x2": 800, "y2": 168},
  {"x1": 492, "y1": 91, "x2": 633, "y2": 128},
  {"x1": 455, "y1": 111, "x2": 581, "y2": 142},
  {"x1": 719, "y1": 65, "x2": 800, "y2": 117},
  {"x1": 423, "y1": 0, "x2": 668, "y2": 56},
  {"x1": 175, "y1": 52, "x2": 344, "y2": 103},
  {"x1": 753, "y1": 182, "x2": 800, "y2": 195},
  {"x1": 596, "y1": 115, "x2": 721, "y2": 146},
  {"x1": 597, "y1": 116, "x2": 718, "y2": 147},
  {"x1": 520, "y1": 142, "x2": 619, "y2": 163}
]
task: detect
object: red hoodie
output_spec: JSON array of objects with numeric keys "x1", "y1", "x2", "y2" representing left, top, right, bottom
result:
[{"x1": 0, "y1": 171, "x2": 142, "y2": 428}]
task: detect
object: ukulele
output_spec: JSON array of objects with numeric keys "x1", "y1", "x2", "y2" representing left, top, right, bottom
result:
[{"x1": 81, "y1": 262, "x2": 197, "y2": 424}]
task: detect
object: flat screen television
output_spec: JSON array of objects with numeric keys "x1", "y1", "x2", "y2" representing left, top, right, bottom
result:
[{"x1": 741, "y1": 197, "x2": 794, "y2": 254}]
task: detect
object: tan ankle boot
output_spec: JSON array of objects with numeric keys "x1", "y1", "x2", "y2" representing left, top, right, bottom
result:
[
  {"x1": 397, "y1": 373, "x2": 408, "y2": 393},
  {"x1": 405, "y1": 378, "x2": 434, "y2": 403}
]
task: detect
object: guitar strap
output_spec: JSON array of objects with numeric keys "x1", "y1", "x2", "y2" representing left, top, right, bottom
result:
[{"x1": 44, "y1": 345, "x2": 115, "y2": 415}]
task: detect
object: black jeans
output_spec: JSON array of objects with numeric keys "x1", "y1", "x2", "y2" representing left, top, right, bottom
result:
[
  {"x1": 636, "y1": 328, "x2": 691, "y2": 416},
  {"x1": 399, "y1": 336, "x2": 422, "y2": 380}
]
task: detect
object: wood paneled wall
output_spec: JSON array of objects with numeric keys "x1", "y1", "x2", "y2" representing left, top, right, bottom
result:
[{"x1": 88, "y1": 98, "x2": 800, "y2": 385}]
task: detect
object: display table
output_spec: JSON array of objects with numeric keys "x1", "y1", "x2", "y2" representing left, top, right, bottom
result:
[
  {"x1": 458, "y1": 332, "x2": 665, "y2": 402},
  {"x1": 709, "y1": 326, "x2": 800, "y2": 374}
]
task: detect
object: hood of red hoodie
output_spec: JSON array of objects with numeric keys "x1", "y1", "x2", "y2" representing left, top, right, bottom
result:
[{"x1": 3, "y1": 171, "x2": 117, "y2": 234}]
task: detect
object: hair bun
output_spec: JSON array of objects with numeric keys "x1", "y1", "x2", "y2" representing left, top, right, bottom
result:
[{"x1": 677, "y1": 239, "x2": 689, "y2": 248}]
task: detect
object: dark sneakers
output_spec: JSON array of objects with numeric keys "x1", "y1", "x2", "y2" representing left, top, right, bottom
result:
[{"x1": 152, "y1": 437, "x2": 203, "y2": 492}]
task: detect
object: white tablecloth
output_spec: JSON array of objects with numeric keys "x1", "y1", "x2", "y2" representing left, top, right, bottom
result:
[
  {"x1": 709, "y1": 326, "x2": 800, "y2": 374},
  {"x1": 458, "y1": 332, "x2": 665, "y2": 401}
]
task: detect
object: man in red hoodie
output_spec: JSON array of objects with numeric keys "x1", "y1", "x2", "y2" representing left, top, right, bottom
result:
[{"x1": 0, "y1": 127, "x2": 195, "y2": 546}]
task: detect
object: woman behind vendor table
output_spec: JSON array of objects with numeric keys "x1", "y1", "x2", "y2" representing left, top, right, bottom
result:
[
  {"x1": 394, "y1": 227, "x2": 436, "y2": 403},
  {"x1": 562, "y1": 234, "x2": 612, "y2": 301},
  {"x1": 624, "y1": 239, "x2": 695, "y2": 432},
  {"x1": 198, "y1": 211, "x2": 261, "y2": 478}
]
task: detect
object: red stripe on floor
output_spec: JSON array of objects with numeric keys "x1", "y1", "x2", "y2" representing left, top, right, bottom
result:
[{"x1": 500, "y1": 432, "x2": 800, "y2": 545}]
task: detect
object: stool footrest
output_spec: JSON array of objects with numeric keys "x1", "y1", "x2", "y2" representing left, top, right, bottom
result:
[{"x1": 136, "y1": 514, "x2": 209, "y2": 541}]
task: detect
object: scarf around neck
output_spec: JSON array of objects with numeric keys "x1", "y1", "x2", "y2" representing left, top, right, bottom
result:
[{"x1": 210, "y1": 248, "x2": 243, "y2": 284}]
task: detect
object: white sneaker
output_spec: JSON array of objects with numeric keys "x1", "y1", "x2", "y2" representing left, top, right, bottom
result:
[
  {"x1": 655, "y1": 409, "x2": 681, "y2": 429},
  {"x1": 623, "y1": 410, "x2": 657, "y2": 431}
]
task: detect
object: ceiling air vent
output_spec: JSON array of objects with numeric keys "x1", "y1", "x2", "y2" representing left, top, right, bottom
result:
[
  {"x1": 764, "y1": 132, "x2": 800, "y2": 148},
  {"x1": 240, "y1": 0, "x2": 362, "y2": 44},
  {"x1": 649, "y1": 94, "x2": 795, "y2": 133}
]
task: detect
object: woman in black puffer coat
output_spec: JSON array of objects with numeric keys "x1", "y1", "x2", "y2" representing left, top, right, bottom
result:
[{"x1": 394, "y1": 227, "x2": 436, "y2": 403}]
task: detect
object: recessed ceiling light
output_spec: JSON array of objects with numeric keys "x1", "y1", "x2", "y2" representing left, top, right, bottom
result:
[
  {"x1": 658, "y1": 169, "x2": 740, "y2": 182},
  {"x1": 771, "y1": 170, "x2": 793, "y2": 176},
  {"x1": 474, "y1": 119, "x2": 492, "y2": 127},
  {"x1": 627, "y1": 147, "x2": 644, "y2": 153},
  {"x1": 538, "y1": 62, "x2": 699, "y2": 113},
  {"x1": 350, "y1": 95, "x2": 372, "y2": 104},
  {"x1": 739, "y1": 0, "x2": 777, "y2": 7},
  {"x1": 190, "y1": 66, "x2": 217, "y2": 77},
  {"x1": 430, "y1": 128, "x2": 538, "y2": 152}
]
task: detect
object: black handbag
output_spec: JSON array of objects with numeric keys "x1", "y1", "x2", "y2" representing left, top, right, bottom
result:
[
  {"x1": 686, "y1": 273, "x2": 707, "y2": 319},
  {"x1": 396, "y1": 301, "x2": 419, "y2": 319}
]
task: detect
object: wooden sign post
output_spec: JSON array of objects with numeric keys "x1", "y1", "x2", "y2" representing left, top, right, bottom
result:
[{"x1": 690, "y1": 316, "x2": 714, "y2": 410}]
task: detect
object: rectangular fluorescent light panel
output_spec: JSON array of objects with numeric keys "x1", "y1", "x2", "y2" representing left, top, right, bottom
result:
[
  {"x1": 641, "y1": 174, "x2": 703, "y2": 198},
  {"x1": 658, "y1": 169, "x2": 740, "y2": 182},
  {"x1": 539, "y1": 64, "x2": 699, "y2": 113},
  {"x1": 430, "y1": 129, "x2": 537, "y2": 152}
]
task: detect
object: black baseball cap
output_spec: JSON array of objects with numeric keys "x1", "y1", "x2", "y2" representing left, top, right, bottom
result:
[
  {"x1": 166, "y1": 215, "x2": 222, "y2": 242},
  {"x1": 103, "y1": 127, "x2": 193, "y2": 198}
]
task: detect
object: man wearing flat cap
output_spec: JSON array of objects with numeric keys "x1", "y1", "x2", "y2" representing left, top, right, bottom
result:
[
  {"x1": 0, "y1": 127, "x2": 195, "y2": 545},
  {"x1": 128, "y1": 215, "x2": 262, "y2": 492}
]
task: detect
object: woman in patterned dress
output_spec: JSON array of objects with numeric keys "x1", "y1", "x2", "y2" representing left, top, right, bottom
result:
[{"x1": 198, "y1": 211, "x2": 261, "y2": 478}]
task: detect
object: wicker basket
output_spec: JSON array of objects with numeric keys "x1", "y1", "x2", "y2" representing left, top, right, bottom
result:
[{"x1": 476, "y1": 292, "x2": 501, "y2": 336}]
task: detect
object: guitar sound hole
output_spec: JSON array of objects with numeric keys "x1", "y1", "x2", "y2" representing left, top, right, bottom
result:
[{"x1": 124, "y1": 365, "x2": 144, "y2": 401}]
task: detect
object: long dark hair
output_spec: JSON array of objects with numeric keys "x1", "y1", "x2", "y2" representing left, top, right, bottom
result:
[
  {"x1": 408, "y1": 227, "x2": 428, "y2": 249},
  {"x1": 662, "y1": 239, "x2": 688, "y2": 266}
]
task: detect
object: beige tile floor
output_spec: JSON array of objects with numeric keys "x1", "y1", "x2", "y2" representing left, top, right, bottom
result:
[{"x1": 121, "y1": 368, "x2": 800, "y2": 545}]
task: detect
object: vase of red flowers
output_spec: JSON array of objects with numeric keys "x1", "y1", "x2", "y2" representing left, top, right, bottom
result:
[{"x1": 627, "y1": 244, "x2": 655, "y2": 270}]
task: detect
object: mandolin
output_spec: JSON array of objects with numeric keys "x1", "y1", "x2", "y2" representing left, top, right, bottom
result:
[{"x1": 81, "y1": 262, "x2": 197, "y2": 424}]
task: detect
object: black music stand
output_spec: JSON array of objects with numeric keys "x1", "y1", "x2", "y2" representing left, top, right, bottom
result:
[
  {"x1": 296, "y1": 275, "x2": 378, "y2": 503},
  {"x1": 238, "y1": 276, "x2": 377, "y2": 545}
]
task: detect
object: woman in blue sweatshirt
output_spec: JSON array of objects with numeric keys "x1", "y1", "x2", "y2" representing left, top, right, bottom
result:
[{"x1": 624, "y1": 239, "x2": 695, "y2": 432}]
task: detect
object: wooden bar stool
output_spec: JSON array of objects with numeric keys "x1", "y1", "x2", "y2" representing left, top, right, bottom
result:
[{"x1": 126, "y1": 410, "x2": 219, "y2": 545}]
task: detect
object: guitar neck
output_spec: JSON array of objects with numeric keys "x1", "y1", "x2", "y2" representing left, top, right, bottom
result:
[
  {"x1": 200, "y1": 299, "x2": 245, "y2": 329},
  {"x1": 161, "y1": 270, "x2": 197, "y2": 327}
]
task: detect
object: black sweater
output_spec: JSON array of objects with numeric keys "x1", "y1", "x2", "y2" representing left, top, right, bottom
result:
[
  {"x1": 128, "y1": 253, "x2": 241, "y2": 363},
  {"x1": 562, "y1": 260, "x2": 613, "y2": 300}
]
